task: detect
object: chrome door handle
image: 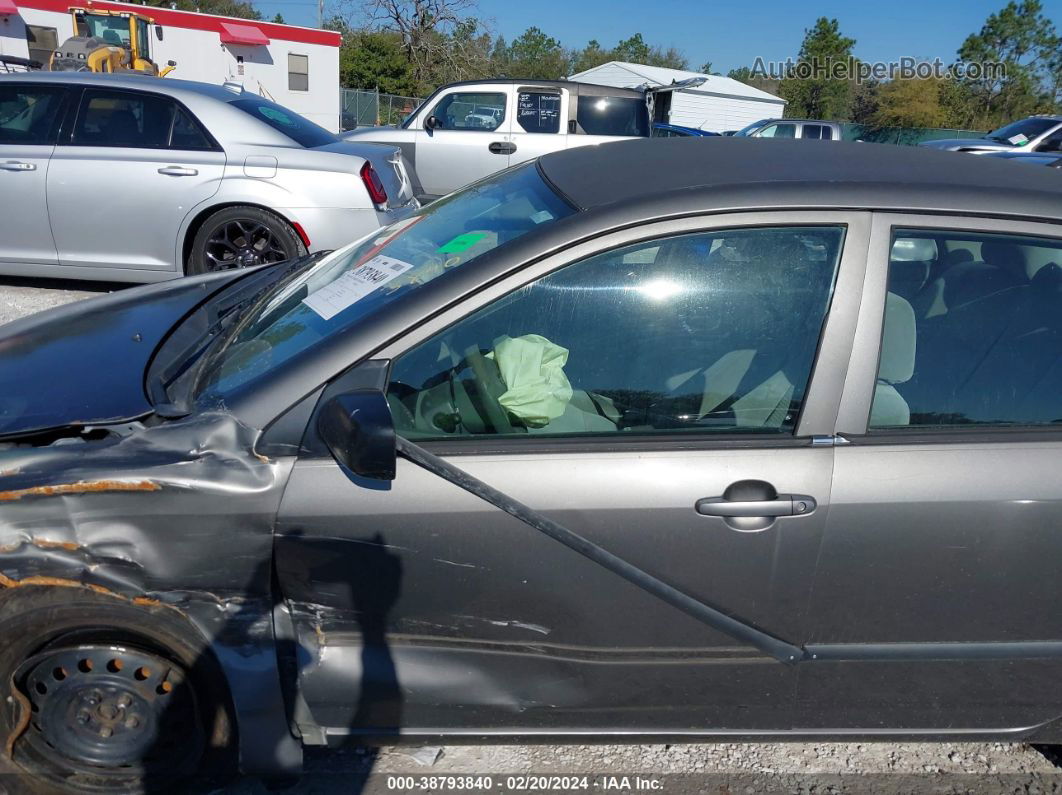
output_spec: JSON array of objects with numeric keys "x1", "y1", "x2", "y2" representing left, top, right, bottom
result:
[
  {"x1": 695, "y1": 497, "x2": 814, "y2": 517},
  {"x1": 158, "y1": 166, "x2": 198, "y2": 176},
  {"x1": 0, "y1": 161, "x2": 36, "y2": 171},
  {"x1": 695, "y1": 479, "x2": 816, "y2": 532}
]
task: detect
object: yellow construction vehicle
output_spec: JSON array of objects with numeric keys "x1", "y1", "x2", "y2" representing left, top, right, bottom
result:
[{"x1": 48, "y1": 7, "x2": 176, "y2": 76}]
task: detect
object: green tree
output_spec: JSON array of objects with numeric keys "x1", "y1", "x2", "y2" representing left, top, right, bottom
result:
[
  {"x1": 954, "y1": 0, "x2": 1061, "y2": 127},
  {"x1": 779, "y1": 17, "x2": 856, "y2": 119},
  {"x1": 871, "y1": 77, "x2": 948, "y2": 128},
  {"x1": 147, "y1": 0, "x2": 260, "y2": 19},
  {"x1": 271, "y1": 12, "x2": 284, "y2": 23},
  {"x1": 504, "y1": 26, "x2": 569, "y2": 79},
  {"x1": 326, "y1": 18, "x2": 415, "y2": 94},
  {"x1": 570, "y1": 38, "x2": 609, "y2": 74}
]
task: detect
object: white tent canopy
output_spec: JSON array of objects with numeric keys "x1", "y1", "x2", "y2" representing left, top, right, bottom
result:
[{"x1": 568, "y1": 61, "x2": 786, "y2": 132}]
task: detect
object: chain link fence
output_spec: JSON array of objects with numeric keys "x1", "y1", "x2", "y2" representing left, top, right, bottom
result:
[{"x1": 340, "y1": 89, "x2": 425, "y2": 131}]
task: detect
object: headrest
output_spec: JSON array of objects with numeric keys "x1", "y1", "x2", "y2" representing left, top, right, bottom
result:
[
  {"x1": 980, "y1": 240, "x2": 1027, "y2": 280},
  {"x1": 888, "y1": 259, "x2": 930, "y2": 298},
  {"x1": 891, "y1": 237, "x2": 936, "y2": 262},
  {"x1": 945, "y1": 248, "x2": 974, "y2": 267},
  {"x1": 879, "y1": 292, "x2": 916, "y2": 384}
]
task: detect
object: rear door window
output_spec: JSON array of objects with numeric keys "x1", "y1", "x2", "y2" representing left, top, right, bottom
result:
[
  {"x1": 516, "y1": 90, "x2": 561, "y2": 134},
  {"x1": 871, "y1": 228, "x2": 1062, "y2": 429},
  {"x1": 803, "y1": 125, "x2": 823, "y2": 139},
  {"x1": 0, "y1": 85, "x2": 66, "y2": 145},
  {"x1": 72, "y1": 89, "x2": 174, "y2": 148},
  {"x1": 576, "y1": 95, "x2": 649, "y2": 136}
]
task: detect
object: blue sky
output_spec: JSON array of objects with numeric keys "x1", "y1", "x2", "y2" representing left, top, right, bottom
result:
[{"x1": 258, "y1": 0, "x2": 1062, "y2": 76}]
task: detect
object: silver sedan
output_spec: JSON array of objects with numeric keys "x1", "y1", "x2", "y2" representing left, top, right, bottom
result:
[{"x1": 0, "y1": 72, "x2": 418, "y2": 282}]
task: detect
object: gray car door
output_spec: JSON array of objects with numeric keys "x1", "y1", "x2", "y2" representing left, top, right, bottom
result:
[
  {"x1": 800, "y1": 213, "x2": 1062, "y2": 734},
  {"x1": 275, "y1": 211, "x2": 871, "y2": 740},
  {"x1": 0, "y1": 83, "x2": 66, "y2": 272},
  {"x1": 47, "y1": 87, "x2": 224, "y2": 275}
]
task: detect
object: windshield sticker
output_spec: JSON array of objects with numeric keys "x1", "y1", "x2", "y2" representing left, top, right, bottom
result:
[
  {"x1": 1009, "y1": 134, "x2": 1029, "y2": 145},
  {"x1": 302, "y1": 254, "x2": 414, "y2": 320},
  {"x1": 437, "y1": 232, "x2": 488, "y2": 253}
]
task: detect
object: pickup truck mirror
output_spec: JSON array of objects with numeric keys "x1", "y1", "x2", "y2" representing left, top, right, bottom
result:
[
  {"x1": 318, "y1": 390, "x2": 396, "y2": 481},
  {"x1": 425, "y1": 115, "x2": 440, "y2": 130}
]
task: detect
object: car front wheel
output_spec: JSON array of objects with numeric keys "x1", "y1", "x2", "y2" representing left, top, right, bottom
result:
[
  {"x1": 0, "y1": 587, "x2": 236, "y2": 793},
  {"x1": 187, "y1": 206, "x2": 306, "y2": 275}
]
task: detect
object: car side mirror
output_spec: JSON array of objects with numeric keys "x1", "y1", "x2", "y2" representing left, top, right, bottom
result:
[
  {"x1": 318, "y1": 390, "x2": 396, "y2": 481},
  {"x1": 425, "y1": 115, "x2": 440, "y2": 130},
  {"x1": 155, "y1": 25, "x2": 163, "y2": 41}
]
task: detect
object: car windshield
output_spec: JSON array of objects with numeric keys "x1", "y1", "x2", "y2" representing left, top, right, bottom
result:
[
  {"x1": 230, "y1": 96, "x2": 337, "y2": 148},
  {"x1": 82, "y1": 14, "x2": 130, "y2": 46},
  {"x1": 986, "y1": 117, "x2": 1057, "y2": 145},
  {"x1": 194, "y1": 164, "x2": 575, "y2": 401},
  {"x1": 732, "y1": 119, "x2": 771, "y2": 137}
]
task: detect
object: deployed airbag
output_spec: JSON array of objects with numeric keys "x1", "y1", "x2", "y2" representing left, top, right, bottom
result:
[{"x1": 487, "y1": 334, "x2": 573, "y2": 427}]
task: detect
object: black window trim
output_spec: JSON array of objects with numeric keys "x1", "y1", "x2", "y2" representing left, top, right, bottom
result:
[
  {"x1": 429, "y1": 89, "x2": 508, "y2": 132},
  {"x1": 863, "y1": 221, "x2": 1062, "y2": 438},
  {"x1": 60, "y1": 86, "x2": 222, "y2": 152},
  {"x1": 0, "y1": 82, "x2": 71, "y2": 147}
]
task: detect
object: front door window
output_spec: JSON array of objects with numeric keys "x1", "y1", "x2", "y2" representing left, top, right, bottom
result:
[{"x1": 388, "y1": 226, "x2": 844, "y2": 439}]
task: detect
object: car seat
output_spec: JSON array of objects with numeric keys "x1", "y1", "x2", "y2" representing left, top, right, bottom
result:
[{"x1": 869, "y1": 292, "x2": 916, "y2": 427}]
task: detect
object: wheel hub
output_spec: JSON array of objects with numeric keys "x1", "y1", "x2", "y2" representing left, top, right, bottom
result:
[{"x1": 24, "y1": 646, "x2": 191, "y2": 768}]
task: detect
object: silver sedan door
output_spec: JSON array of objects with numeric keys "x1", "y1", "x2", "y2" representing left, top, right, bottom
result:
[
  {"x1": 275, "y1": 211, "x2": 871, "y2": 739},
  {"x1": 0, "y1": 83, "x2": 67, "y2": 272},
  {"x1": 47, "y1": 87, "x2": 224, "y2": 276}
]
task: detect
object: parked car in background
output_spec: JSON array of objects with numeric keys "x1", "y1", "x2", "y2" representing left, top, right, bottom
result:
[
  {"x1": 4, "y1": 139, "x2": 1062, "y2": 792},
  {"x1": 342, "y1": 79, "x2": 656, "y2": 200},
  {"x1": 984, "y1": 150, "x2": 1062, "y2": 168},
  {"x1": 920, "y1": 115, "x2": 1062, "y2": 155},
  {"x1": 653, "y1": 122, "x2": 721, "y2": 137},
  {"x1": 732, "y1": 118, "x2": 842, "y2": 140},
  {"x1": 0, "y1": 73, "x2": 417, "y2": 283}
]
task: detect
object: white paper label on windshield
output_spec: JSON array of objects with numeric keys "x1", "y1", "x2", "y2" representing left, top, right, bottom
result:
[
  {"x1": 302, "y1": 254, "x2": 413, "y2": 320},
  {"x1": 1009, "y1": 134, "x2": 1029, "y2": 144}
]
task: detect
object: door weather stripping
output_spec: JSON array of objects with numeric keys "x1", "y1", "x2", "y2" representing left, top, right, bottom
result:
[
  {"x1": 395, "y1": 437, "x2": 808, "y2": 664},
  {"x1": 395, "y1": 437, "x2": 1062, "y2": 667}
]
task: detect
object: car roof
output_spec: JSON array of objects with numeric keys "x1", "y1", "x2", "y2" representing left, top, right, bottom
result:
[
  {"x1": 422, "y1": 78, "x2": 644, "y2": 99},
  {"x1": 0, "y1": 71, "x2": 243, "y2": 104},
  {"x1": 538, "y1": 137, "x2": 1062, "y2": 222}
]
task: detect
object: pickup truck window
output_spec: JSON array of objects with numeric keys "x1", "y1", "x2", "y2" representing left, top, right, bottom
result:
[
  {"x1": 576, "y1": 95, "x2": 649, "y2": 137},
  {"x1": 431, "y1": 92, "x2": 506, "y2": 131}
]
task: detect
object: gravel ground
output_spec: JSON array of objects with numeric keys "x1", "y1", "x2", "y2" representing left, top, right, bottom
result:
[{"x1": 2, "y1": 278, "x2": 1061, "y2": 794}]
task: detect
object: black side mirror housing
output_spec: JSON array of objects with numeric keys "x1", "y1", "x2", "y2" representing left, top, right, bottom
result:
[
  {"x1": 318, "y1": 390, "x2": 396, "y2": 481},
  {"x1": 425, "y1": 115, "x2": 440, "y2": 130},
  {"x1": 155, "y1": 24, "x2": 164, "y2": 40}
]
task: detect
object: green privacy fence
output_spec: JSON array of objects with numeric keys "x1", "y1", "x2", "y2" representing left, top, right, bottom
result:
[{"x1": 840, "y1": 124, "x2": 986, "y2": 145}]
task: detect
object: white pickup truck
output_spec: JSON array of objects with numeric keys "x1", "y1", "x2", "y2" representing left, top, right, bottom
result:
[{"x1": 343, "y1": 78, "x2": 703, "y2": 200}]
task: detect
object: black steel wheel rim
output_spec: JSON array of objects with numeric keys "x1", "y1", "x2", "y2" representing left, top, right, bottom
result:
[
  {"x1": 204, "y1": 218, "x2": 290, "y2": 271},
  {"x1": 19, "y1": 644, "x2": 203, "y2": 777}
]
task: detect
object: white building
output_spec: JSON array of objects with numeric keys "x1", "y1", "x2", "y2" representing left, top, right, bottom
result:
[
  {"x1": 569, "y1": 61, "x2": 785, "y2": 133},
  {"x1": 0, "y1": 0, "x2": 341, "y2": 130}
]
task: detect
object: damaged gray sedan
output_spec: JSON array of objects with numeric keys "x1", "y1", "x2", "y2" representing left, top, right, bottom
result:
[{"x1": 3, "y1": 138, "x2": 1062, "y2": 792}]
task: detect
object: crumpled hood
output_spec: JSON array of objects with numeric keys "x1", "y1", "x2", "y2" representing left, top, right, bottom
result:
[{"x1": 0, "y1": 270, "x2": 250, "y2": 440}]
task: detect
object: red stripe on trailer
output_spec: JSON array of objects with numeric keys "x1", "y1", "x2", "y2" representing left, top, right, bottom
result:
[{"x1": 12, "y1": 0, "x2": 341, "y2": 46}]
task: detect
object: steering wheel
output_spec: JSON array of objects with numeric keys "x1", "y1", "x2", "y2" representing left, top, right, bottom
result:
[{"x1": 452, "y1": 346, "x2": 519, "y2": 434}]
